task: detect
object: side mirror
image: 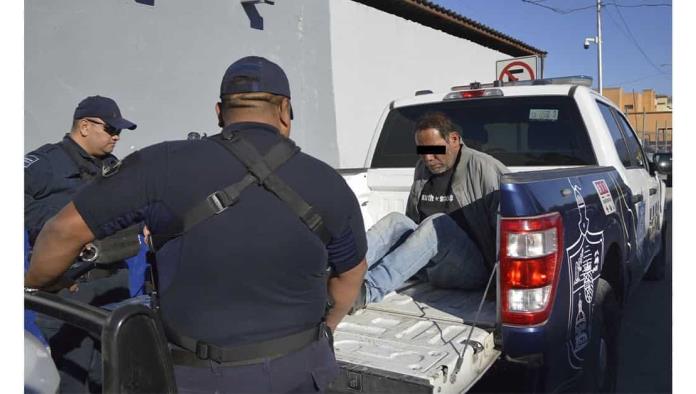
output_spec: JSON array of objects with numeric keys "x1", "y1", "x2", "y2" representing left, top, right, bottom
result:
[{"x1": 648, "y1": 160, "x2": 657, "y2": 176}]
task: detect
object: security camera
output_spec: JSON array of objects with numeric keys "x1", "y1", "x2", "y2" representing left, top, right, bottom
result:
[{"x1": 583, "y1": 37, "x2": 596, "y2": 50}]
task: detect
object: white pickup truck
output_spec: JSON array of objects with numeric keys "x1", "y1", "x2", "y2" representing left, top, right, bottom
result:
[{"x1": 328, "y1": 76, "x2": 667, "y2": 393}]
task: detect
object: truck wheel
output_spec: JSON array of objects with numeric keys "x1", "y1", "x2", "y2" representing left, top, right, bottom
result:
[
  {"x1": 584, "y1": 279, "x2": 620, "y2": 392},
  {"x1": 645, "y1": 225, "x2": 667, "y2": 281}
]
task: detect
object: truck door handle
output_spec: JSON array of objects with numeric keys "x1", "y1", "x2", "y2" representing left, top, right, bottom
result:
[
  {"x1": 632, "y1": 194, "x2": 643, "y2": 204},
  {"x1": 649, "y1": 188, "x2": 657, "y2": 196}
]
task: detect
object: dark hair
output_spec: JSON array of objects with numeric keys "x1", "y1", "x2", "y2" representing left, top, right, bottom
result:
[{"x1": 415, "y1": 112, "x2": 460, "y2": 139}]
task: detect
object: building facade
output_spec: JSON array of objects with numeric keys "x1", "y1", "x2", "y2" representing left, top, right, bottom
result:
[
  {"x1": 25, "y1": 0, "x2": 544, "y2": 168},
  {"x1": 603, "y1": 87, "x2": 672, "y2": 151}
]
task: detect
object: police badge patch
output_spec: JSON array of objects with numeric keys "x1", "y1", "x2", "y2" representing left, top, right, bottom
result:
[
  {"x1": 101, "y1": 157, "x2": 122, "y2": 178},
  {"x1": 24, "y1": 155, "x2": 39, "y2": 168}
]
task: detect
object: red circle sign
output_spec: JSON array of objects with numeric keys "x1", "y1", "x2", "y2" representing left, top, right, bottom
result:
[{"x1": 498, "y1": 61, "x2": 536, "y2": 82}]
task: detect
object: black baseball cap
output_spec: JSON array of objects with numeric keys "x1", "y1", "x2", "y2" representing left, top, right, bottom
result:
[
  {"x1": 220, "y1": 56, "x2": 291, "y2": 99},
  {"x1": 73, "y1": 95, "x2": 137, "y2": 131}
]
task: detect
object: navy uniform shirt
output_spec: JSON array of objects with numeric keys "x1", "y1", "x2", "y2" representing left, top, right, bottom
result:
[
  {"x1": 24, "y1": 135, "x2": 118, "y2": 244},
  {"x1": 73, "y1": 122, "x2": 367, "y2": 346}
]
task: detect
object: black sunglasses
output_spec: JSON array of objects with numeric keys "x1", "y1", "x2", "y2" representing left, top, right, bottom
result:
[{"x1": 85, "y1": 118, "x2": 121, "y2": 136}]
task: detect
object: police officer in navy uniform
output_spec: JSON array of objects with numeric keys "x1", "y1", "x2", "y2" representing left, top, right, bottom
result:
[
  {"x1": 26, "y1": 56, "x2": 368, "y2": 393},
  {"x1": 25, "y1": 95, "x2": 137, "y2": 243},
  {"x1": 24, "y1": 95, "x2": 137, "y2": 392}
]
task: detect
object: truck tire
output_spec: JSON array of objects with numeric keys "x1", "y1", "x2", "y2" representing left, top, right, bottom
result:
[
  {"x1": 645, "y1": 225, "x2": 667, "y2": 281},
  {"x1": 583, "y1": 278, "x2": 620, "y2": 392}
]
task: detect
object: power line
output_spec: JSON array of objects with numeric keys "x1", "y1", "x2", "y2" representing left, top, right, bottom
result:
[
  {"x1": 607, "y1": 2, "x2": 672, "y2": 8},
  {"x1": 606, "y1": 6, "x2": 671, "y2": 76},
  {"x1": 520, "y1": 0, "x2": 595, "y2": 14},
  {"x1": 521, "y1": 1, "x2": 671, "y2": 14},
  {"x1": 521, "y1": 0, "x2": 670, "y2": 76},
  {"x1": 609, "y1": 71, "x2": 671, "y2": 86},
  {"x1": 610, "y1": 4, "x2": 668, "y2": 75},
  {"x1": 603, "y1": 5, "x2": 667, "y2": 74}
]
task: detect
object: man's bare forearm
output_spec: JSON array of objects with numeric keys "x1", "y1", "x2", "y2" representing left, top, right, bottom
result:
[
  {"x1": 325, "y1": 258, "x2": 367, "y2": 331},
  {"x1": 25, "y1": 202, "x2": 95, "y2": 289}
]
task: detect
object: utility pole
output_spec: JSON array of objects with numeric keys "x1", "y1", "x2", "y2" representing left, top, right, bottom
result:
[
  {"x1": 584, "y1": 0, "x2": 603, "y2": 94},
  {"x1": 597, "y1": 0, "x2": 603, "y2": 95}
]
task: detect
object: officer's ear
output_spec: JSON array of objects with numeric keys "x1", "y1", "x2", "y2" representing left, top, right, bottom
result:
[
  {"x1": 278, "y1": 98, "x2": 291, "y2": 136},
  {"x1": 78, "y1": 119, "x2": 90, "y2": 137},
  {"x1": 215, "y1": 102, "x2": 224, "y2": 128}
]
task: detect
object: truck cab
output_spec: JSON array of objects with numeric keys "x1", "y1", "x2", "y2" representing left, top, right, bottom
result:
[{"x1": 329, "y1": 76, "x2": 665, "y2": 393}]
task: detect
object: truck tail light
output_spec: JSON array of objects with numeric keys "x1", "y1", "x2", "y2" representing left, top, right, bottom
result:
[{"x1": 500, "y1": 212, "x2": 564, "y2": 325}]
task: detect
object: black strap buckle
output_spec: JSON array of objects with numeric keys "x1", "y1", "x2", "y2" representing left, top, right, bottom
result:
[
  {"x1": 206, "y1": 191, "x2": 229, "y2": 214},
  {"x1": 195, "y1": 342, "x2": 210, "y2": 360},
  {"x1": 303, "y1": 210, "x2": 323, "y2": 232}
]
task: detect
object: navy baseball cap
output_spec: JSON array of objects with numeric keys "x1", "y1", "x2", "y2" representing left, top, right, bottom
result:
[
  {"x1": 220, "y1": 56, "x2": 291, "y2": 99},
  {"x1": 73, "y1": 95, "x2": 137, "y2": 131}
]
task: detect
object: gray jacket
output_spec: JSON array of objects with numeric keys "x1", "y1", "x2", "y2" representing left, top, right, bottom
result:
[{"x1": 405, "y1": 145, "x2": 508, "y2": 269}]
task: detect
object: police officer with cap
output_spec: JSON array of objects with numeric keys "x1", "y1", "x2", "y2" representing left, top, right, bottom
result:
[
  {"x1": 26, "y1": 56, "x2": 368, "y2": 393},
  {"x1": 24, "y1": 95, "x2": 137, "y2": 392},
  {"x1": 25, "y1": 95, "x2": 137, "y2": 244}
]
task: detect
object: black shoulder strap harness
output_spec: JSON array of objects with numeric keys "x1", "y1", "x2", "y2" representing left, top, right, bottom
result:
[
  {"x1": 58, "y1": 141, "x2": 99, "y2": 181},
  {"x1": 148, "y1": 127, "x2": 332, "y2": 251},
  {"x1": 152, "y1": 127, "x2": 333, "y2": 364}
]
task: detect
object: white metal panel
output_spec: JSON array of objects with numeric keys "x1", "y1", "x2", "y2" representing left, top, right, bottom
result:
[{"x1": 335, "y1": 295, "x2": 500, "y2": 394}]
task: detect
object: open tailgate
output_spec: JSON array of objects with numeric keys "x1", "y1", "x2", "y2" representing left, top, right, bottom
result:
[{"x1": 328, "y1": 284, "x2": 500, "y2": 393}]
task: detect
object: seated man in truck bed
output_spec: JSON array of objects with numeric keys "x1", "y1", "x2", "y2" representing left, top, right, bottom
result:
[{"x1": 355, "y1": 112, "x2": 508, "y2": 307}]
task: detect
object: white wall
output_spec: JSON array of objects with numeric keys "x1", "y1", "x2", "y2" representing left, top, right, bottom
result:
[
  {"x1": 329, "y1": 0, "x2": 508, "y2": 168},
  {"x1": 27, "y1": 0, "x2": 518, "y2": 169},
  {"x1": 25, "y1": 0, "x2": 340, "y2": 165}
]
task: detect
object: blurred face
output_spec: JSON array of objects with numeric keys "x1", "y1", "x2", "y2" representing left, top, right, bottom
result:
[
  {"x1": 415, "y1": 127, "x2": 461, "y2": 174},
  {"x1": 80, "y1": 118, "x2": 121, "y2": 156}
]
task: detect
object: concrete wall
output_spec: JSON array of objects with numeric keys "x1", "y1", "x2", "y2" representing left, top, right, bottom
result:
[
  {"x1": 328, "y1": 0, "x2": 508, "y2": 168},
  {"x1": 25, "y1": 0, "x2": 339, "y2": 165},
  {"x1": 27, "y1": 0, "x2": 516, "y2": 168}
]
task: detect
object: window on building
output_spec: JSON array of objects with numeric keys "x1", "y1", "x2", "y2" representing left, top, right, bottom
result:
[{"x1": 624, "y1": 104, "x2": 634, "y2": 113}]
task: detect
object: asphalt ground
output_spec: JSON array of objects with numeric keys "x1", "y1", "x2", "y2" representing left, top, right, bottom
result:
[{"x1": 616, "y1": 187, "x2": 672, "y2": 393}]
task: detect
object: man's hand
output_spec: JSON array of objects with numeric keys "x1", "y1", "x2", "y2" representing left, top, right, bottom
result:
[
  {"x1": 325, "y1": 259, "x2": 367, "y2": 332},
  {"x1": 25, "y1": 202, "x2": 95, "y2": 289}
]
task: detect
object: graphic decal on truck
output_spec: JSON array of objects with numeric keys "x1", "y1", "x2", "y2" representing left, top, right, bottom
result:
[
  {"x1": 592, "y1": 179, "x2": 616, "y2": 215},
  {"x1": 566, "y1": 181, "x2": 604, "y2": 369},
  {"x1": 608, "y1": 172, "x2": 637, "y2": 261}
]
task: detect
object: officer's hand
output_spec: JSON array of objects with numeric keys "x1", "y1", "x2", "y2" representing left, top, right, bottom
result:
[
  {"x1": 326, "y1": 319, "x2": 337, "y2": 333},
  {"x1": 42, "y1": 276, "x2": 76, "y2": 294}
]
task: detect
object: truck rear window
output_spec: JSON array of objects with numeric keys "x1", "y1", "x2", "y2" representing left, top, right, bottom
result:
[{"x1": 371, "y1": 96, "x2": 597, "y2": 168}]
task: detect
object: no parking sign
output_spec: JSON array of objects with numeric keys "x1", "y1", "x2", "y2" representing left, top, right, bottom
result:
[{"x1": 496, "y1": 56, "x2": 541, "y2": 82}]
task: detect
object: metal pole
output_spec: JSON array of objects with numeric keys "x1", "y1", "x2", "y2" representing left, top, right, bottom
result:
[
  {"x1": 642, "y1": 108, "x2": 646, "y2": 143},
  {"x1": 597, "y1": 0, "x2": 603, "y2": 95}
]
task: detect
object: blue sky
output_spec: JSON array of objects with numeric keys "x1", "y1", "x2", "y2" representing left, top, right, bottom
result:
[{"x1": 430, "y1": 0, "x2": 672, "y2": 95}]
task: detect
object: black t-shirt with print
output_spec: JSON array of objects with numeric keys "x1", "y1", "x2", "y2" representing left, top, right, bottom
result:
[{"x1": 417, "y1": 151, "x2": 462, "y2": 222}]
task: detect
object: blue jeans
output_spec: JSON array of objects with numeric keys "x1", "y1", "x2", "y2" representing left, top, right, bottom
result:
[{"x1": 364, "y1": 212, "x2": 488, "y2": 303}]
